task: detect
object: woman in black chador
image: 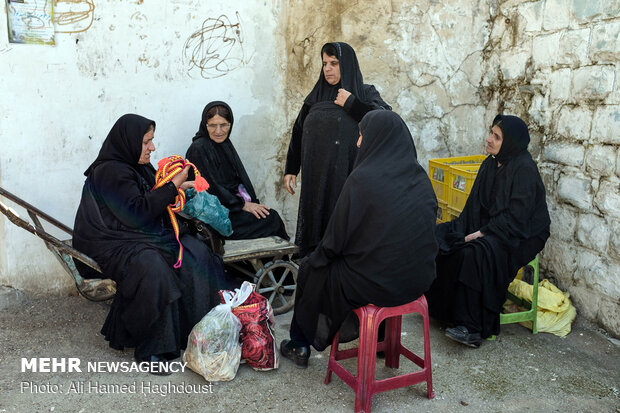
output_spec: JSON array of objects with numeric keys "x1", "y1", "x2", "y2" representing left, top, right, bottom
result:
[
  {"x1": 186, "y1": 101, "x2": 288, "y2": 240},
  {"x1": 426, "y1": 114, "x2": 551, "y2": 348},
  {"x1": 280, "y1": 110, "x2": 438, "y2": 367},
  {"x1": 283, "y1": 42, "x2": 391, "y2": 257},
  {"x1": 73, "y1": 114, "x2": 226, "y2": 370}
]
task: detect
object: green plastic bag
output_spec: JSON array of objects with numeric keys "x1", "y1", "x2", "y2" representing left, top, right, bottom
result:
[{"x1": 183, "y1": 188, "x2": 233, "y2": 236}]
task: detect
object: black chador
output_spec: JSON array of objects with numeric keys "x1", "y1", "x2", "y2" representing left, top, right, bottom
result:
[
  {"x1": 186, "y1": 101, "x2": 288, "y2": 240},
  {"x1": 284, "y1": 42, "x2": 391, "y2": 257},
  {"x1": 290, "y1": 110, "x2": 438, "y2": 351},
  {"x1": 73, "y1": 114, "x2": 226, "y2": 360},
  {"x1": 426, "y1": 114, "x2": 551, "y2": 339}
]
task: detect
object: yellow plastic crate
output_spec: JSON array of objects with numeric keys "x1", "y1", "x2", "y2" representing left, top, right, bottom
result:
[
  {"x1": 450, "y1": 164, "x2": 481, "y2": 211},
  {"x1": 436, "y1": 200, "x2": 448, "y2": 223},
  {"x1": 429, "y1": 161, "x2": 451, "y2": 203},
  {"x1": 447, "y1": 205, "x2": 461, "y2": 221},
  {"x1": 428, "y1": 155, "x2": 486, "y2": 203}
]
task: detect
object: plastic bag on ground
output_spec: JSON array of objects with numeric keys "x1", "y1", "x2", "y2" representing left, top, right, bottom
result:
[
  {"x1": 183, "y1": 283, "x2": 252, "y2": 382},
  {"x1": 504, "y1": 278, "x2": 577, "y2": 337},
  {"x1": 220, "y1": 281, "x2": 279, "y2": 371},
  {"x1": 182, "y1": 188, "x2": 233, "y2": 236}
]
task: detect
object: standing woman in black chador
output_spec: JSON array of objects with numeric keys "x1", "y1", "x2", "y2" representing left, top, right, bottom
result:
[
  {"x1": 186, "y1": 101, "x2": 289, "y2": 240},
  {"x1": 73, "y1": 114, "x2": 226, "y2": 371},
  {"x1": 283, "y1": 42, "x2": 391, "y2": 257},
  {"x1": 280, "y1": 110, "x2": 438, "y2": 367},
  {"x1": 426, "y1": 114, "x2": 551, "y2": 348}
]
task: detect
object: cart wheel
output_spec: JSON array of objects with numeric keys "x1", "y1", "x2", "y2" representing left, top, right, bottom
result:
[{"x1": 254, "y1": 259, "x2": 298, "y2": 315}]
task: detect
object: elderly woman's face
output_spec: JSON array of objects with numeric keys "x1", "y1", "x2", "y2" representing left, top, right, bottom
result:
[
  {"x1": 322, "y1": 53, "x2": 341, "y2": 85},
  {"x1": 486, "y1": 125, "x2": 503, "y2": 156},
  {"x1": 206, "y1": 114, "x2": 231, "y2": 144},
  {"x1": 138, "y1": 129, "x2": 155, "y2": 164}
]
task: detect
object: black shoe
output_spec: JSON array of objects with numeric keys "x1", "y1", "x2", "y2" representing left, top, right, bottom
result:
[
  {"x1": 445, "y1": 326, "x2": 482, "y2": 348},
  {"x1": 280, "y1": 339, "x2": 310, "y2": 368},
  {"x1": 135, "y1": 354, "x2": 173, "y2": 376}
]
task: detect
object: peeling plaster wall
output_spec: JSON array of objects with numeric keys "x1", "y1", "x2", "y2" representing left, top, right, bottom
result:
[
  {"x1": 281, "y1": 0, "x2": 619, "y2": 336},
  {"x1": 0, "y1": 0, "x2": 287, "y2": 295}
]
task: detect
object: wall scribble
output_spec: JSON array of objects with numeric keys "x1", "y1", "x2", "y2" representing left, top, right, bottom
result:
[
  {"x1": 182, "y1": 12, "x2": 250, "y2": 79},
  {"x1": 53, "y1": 0, "x2": 95, "y2": 34}
]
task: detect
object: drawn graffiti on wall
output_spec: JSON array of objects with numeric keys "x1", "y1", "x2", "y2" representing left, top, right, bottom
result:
[
  {"x1": 183, "y1": 12, "x2": 250, "y2": 79},
  {"x1": 53, "y1": 0, "x2": 95, "y2": 33}
]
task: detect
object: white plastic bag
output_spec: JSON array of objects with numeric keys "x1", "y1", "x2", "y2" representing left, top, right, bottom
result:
[{"x1": 183, "y1": 283, "x2": 253, "y2": 382}]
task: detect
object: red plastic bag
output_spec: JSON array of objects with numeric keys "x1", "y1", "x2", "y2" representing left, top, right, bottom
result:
[{"x1": 219, "y1": 281, "x2": 279, "y2": 371}]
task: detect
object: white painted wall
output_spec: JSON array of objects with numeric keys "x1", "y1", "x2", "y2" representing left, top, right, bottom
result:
[{"x1": 0, "y1": 0, "x2": 287, "y2": 294}]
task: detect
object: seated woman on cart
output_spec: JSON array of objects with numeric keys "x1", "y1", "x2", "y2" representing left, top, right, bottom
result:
[
  {"x1": 186, "y1": 101, "x2": 289, "y2": 241},
  {"x1": 73, "y1": 114, "x2": 227, "y2": 372},
  {"x1": 425, "y1": 114, "x2": 550, "y2": 348}
]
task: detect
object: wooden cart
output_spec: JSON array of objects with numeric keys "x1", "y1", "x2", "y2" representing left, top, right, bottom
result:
[{"x1": 0, "y1": 186, "x2": 299, "y2": 314}]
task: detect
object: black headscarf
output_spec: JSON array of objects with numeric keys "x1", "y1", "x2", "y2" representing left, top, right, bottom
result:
[
  {"x1": 84, "y1": 114, "x2": 156, "y2": 185},
  {"x1": 186, "y1": 101, "x2": 258, "y2": 207},
  {"x1": 476, "y1": 114, "x2": 530, "y2": 210},
  {"x1": 355, "y1": 110, "x2": 417, "y2": 168},
  {"x1": 493, "y1": 114, "x2": 530, "y2": 164},
  {"x1": 295, "y1": 110, "x2": 438, "y2": 350},
  {"x1": 192, "y1": 101, "x2": 235, "y2": 145},
  {"x1": 303, "y1": 42, "x2": 367, "y2": 106}
]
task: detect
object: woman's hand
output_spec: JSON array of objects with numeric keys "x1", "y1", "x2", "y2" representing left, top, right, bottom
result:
[
  {"x1": 284, "y1": 174, "x2": 297, "y2": 195},
  {"x1": 243, "y1": 201, "x2": 270, "y2": 219},
  {"x1": 334, "y1": 88, "x2": 352, "y2": 107},
  {"x1": 179, "y1": 181, "x2": 195, "y2": 191},
  {"x1": 465, "y1": 230, "x2": 484, "y2": 242},
  {"x1": 171, "y1": 165, "x2": 191, "y2": 189}
]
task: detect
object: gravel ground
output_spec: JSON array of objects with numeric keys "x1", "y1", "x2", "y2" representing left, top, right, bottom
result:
[{"x1": 0, "y1": 286, "x2": 619, "y2": 413}]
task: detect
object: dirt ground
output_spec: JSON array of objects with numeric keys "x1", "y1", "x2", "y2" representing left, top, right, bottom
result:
[{"x1": 0, "y1": 286, "x2": 619, "y2": 413}]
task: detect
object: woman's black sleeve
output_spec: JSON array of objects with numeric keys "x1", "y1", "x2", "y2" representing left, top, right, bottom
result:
[
  {"x1": 93, "y1": 163, "x2": 178, "y2": 229},
  {"x1": 284, "y1": 104, "x2": 310, "y2": 176},
  {"x1": 343, "y1": 84, "x2": 391, "y2": 122}
]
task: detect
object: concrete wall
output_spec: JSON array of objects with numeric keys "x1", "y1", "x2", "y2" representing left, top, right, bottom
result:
[{"x1": 1, "y1": 0, "x2": 619, "y2": 336}]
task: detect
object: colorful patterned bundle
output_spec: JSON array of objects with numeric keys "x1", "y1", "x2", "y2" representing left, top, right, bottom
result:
[{"x1": 153, "y1": 155, "x2": 209, "y2": 268}]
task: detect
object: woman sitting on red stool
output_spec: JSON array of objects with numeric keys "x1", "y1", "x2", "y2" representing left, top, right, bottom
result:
[{"x1": 280, "y1": 110, "x2": 438, "y2": 367}]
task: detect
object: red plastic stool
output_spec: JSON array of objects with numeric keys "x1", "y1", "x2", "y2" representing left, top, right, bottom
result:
[{"x1": 324, "y1": 295, "x2": 434, "y2": 413}]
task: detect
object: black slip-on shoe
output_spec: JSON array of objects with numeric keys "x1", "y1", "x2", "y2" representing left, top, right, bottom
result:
[
  {"x1": 445, "y1": 326, "x2": 482, "y2": 348},
  {"x1": 135, "y1": 354, "x2": 173, "y2": 376},
  {"x1": 280, "y1": 339, "x2": 310, "y2": 368}
]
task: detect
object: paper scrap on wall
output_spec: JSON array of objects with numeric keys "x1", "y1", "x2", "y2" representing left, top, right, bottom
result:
[{"x1": 5, "y1": 0, "x2": 55, "y2": 45}]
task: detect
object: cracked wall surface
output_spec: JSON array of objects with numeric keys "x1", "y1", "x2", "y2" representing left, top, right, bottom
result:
[{"x1": 281, "y1": 0, "x2": 620, "y2": 336}]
